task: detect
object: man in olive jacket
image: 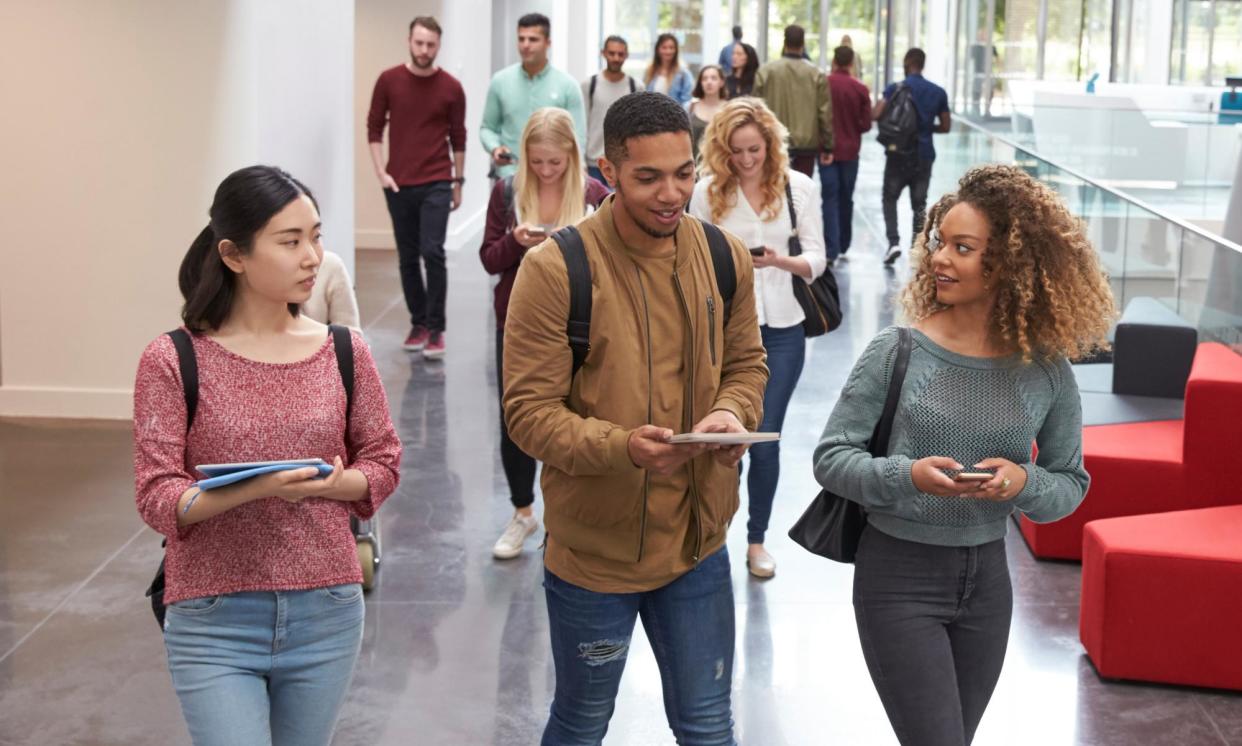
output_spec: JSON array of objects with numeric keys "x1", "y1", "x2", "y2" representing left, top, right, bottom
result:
[
  {"x1": 753, "y1": 24, "x2": 834, "y2": 177},
  {"x1": 503, "y1": 92, "x2": 768, "y2": 744}
]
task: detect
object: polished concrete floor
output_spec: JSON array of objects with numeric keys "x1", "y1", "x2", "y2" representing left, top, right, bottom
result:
[{"x1": 2, "y1": 158, "x2": 1241, "y2": 745}]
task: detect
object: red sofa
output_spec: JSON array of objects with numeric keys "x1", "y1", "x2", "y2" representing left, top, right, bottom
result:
[
  {"x1": 1020, "y1": 342, "x2": 1242, "y2": 560},
  {"x1": 1080, "y1": 505, "x2": 1242, "y2": 691}
]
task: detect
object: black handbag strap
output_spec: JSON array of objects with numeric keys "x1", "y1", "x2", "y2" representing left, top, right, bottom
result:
[
  {"x1": 784, "y1": 180, "x2": 804, "y2": 257},
  {"x1": 871, "y1": 327, "x2": 912, "y2": 456}
]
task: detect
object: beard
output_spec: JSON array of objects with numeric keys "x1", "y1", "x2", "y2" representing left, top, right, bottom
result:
[
  {"x1": 410, "y1": 53, "x2": 436, "y2": 70},
  {"x1": 615, "y1": 182, "x2": 680, "y2": 239}
]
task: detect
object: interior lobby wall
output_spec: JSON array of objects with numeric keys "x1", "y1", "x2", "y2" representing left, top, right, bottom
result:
[
  {"x1": 0, "y1": 1, "x2": 355, "y2": 420},
  {"x1": 353, "y1": 1, "x2": 494, "y2": 252}
]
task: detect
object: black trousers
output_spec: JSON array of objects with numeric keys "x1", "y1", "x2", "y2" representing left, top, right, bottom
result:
[
  {"x1": 496, "y1": 328, "x2": 537, "y2": 509},
  {"x1": 384, "y1": 181, "x2": 451, "y2": 333},
  {"x1": 882, "y1": 155, "x2": 934, "y2": 248},
  {"x1": 853, "y1": 526, "x2": 1012, "y2": 746}
]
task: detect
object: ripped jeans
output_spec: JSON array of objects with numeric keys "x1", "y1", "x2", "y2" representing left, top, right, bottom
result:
[{"x1": 541, "y1": 547, "x2": 736, "y2": 746}]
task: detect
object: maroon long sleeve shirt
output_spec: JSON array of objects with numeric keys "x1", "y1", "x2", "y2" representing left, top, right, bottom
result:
[
  {"x1": 828, "y1": 71, "x2": 873, "y2": 162},
  {"x1": 367, "y1": 65, "x2": 466, "y2": 186}
]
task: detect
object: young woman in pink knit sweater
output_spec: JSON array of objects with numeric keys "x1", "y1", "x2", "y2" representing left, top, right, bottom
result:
[{"x1": 133, "y1": 165, "x2": 400, "y2": 746}]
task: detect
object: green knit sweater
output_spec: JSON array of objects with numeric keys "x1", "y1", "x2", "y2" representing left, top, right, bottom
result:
[{"x1": 812, "y1": 326, "x2": 1090, "y2": 547}]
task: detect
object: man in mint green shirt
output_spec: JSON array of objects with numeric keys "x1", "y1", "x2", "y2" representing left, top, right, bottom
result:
[{"x1": 480, "y1": 12, "x2": 586, "y2": 179}]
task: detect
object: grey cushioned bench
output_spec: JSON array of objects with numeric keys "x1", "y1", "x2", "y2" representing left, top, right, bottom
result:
[{"x1": 1072, "y1": 298, "x2": 1197, "y2": 426}]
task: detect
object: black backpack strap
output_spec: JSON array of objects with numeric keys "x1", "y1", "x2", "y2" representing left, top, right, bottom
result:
[
  {"x1": 629, "y1": 76, "x2": 637, "y2": 94},
  {"x1": 589, "y1": 74, "x2": 597, "y2": 113},
  {"x1": 329, "y1": 325, "x2": 355, "y2": 427},
  {"x1": 167, "y1": 328, "x2": 198, "y2": 431},
  {"x1": 701, "y1": 222, "x2": 736, "y2": 326},
  {"x1": 551, "y1": 226, "x2": 592, "y2": 379}
]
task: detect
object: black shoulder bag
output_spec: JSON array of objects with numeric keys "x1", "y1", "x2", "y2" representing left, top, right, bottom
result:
[
  {"x1": 145, "y1": 325, "x2": 355, "y2": 629},
  {"x1": 788, "y1": 326, "x2": 911, "y2": 562},
  {"x1": 785, "y1": 180, "x2": 843, "y2": 337}
]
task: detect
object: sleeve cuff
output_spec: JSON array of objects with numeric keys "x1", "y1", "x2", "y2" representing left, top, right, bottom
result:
[
  {"x1": 710, "y1": 400, "x2": 753, "y2": 431},
  {"x1": 605, "y1": 426, "x2": 639, "y2": 473}
]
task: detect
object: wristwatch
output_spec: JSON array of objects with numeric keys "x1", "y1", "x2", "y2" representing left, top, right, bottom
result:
[{"x1": 451, "y1": 177, "x2": 465, "y2": 185}]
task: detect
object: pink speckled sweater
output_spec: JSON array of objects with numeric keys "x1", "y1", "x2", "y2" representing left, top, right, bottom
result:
[{"x1": 133, "y1": 328, "x2": 401, "y2": 604}]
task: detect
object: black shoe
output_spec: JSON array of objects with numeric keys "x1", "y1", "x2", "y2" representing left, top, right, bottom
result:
[{"x1": 883, "y1": 246, "x2": 902, "y2": 265}]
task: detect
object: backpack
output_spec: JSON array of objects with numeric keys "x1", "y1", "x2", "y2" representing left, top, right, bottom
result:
[
  {"x1": 549, "y1": 222, "x2": 735, "y2": 377},
  {"x1": 876, "y1": 83, "x2": 920, "y2": 155},
  {"x1": 144, "y1": 325, "x2": 355, "y2": 629},
  {"x1": 588, "y1": 74, "x2": 638, "y2": 118}
]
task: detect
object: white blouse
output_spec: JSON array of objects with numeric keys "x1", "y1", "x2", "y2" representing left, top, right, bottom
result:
[{"x1": 688, "y1": 170, "x2": 827, "y2": 329}]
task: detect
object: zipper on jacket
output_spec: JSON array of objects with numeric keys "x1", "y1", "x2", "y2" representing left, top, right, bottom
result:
[
  {"x1": 634, "y1": 264, "x2": 654, "y2": 563},
  {"x1": 672, "y1": 271, "x2": 704, "y2": 564},
  {"x1": 706, "y1": 296, "x2": 717, "y2": 367}
]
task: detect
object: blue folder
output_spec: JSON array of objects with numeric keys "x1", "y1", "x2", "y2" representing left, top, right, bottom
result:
[{"x1": 194, "y1": 459, "x2": 334, "y2": 490}]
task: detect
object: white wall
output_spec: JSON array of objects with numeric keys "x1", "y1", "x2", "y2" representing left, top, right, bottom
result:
[
  {"x1": 353, "y1": 0, "x2": 493, "y2": 251},
  {"x1": 0, "y1": 0, "x2": 355, "y2": 419}
]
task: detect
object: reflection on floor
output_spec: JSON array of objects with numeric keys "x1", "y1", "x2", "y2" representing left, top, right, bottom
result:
[{"x1": 1, "y1": 157, "x2": 1240, "y2": 744}]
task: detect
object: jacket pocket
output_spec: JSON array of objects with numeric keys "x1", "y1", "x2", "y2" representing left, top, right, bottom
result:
[{"x1": 706, "y1": 296, "x2": 717, "y2": 367}]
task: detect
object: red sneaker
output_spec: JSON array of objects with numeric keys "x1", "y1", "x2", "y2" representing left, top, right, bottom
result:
[
  {"x1": 403, "y1": 326, "x2": 430, "y2": 351},
  {"x1": 423, "y1": 332, "x2": 446, "y2": 360}
]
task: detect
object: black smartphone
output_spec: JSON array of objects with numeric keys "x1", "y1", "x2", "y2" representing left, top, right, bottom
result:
[
  {"x1": 749, "y1": 247, "x2": 766, "y2": 257},
  {"x1": 497, "y1": 151, "x2": 516, "y2": 164}
]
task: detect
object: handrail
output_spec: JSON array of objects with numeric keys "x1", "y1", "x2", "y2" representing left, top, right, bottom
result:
[{"x1": 952, "y1": 115, "x2": 1242, "y2": 256}]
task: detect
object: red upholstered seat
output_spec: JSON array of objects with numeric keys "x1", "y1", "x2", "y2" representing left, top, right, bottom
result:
[
  {"x1": 1080, "y1": 506, "x2": 1242, "y2": 691},
  {"x1": 1020, "y1": 343, "x2": 1242, "y2": 560}
]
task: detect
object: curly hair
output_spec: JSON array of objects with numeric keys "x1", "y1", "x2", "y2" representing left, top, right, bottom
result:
[
  {"x1": 901, "y1": 164, "x2": 1117, "y2": 361},
  {"x1": 699, "y1": 97, "x2": 790, "y2": 223}
]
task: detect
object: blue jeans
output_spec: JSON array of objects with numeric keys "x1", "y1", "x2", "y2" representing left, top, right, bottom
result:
[
  {"x1": 746, "y1": 324, "x2": 806, "y2": 544},
  {"x1": 163, "y1": 585, "x2": 365, "y2": 746},
  {"x1": 542, "y1": 547, "x2": 736, "y2": 745},
  {"x1": 819, "y1": 159, "x2": 860, "y2": 259}
]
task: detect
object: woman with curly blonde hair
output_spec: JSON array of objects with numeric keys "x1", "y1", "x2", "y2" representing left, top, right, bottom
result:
[
  {"x1": 689, "y1": 97, "x2": 827, "y2": 578},
  {"x1": 813, "y1": 165, "x2": 1115, "y2": 745}
]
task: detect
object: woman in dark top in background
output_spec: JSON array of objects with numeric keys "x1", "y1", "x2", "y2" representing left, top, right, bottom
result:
[
  {"x1": 727, "y1": 42, "x2": 759, "y2": 98},
  {"x1": 688, "y1": 64, "x2": 728, "y2": 164},
  {"x1": 478, "y1": 107, "x2": 609, "y2": 562}
]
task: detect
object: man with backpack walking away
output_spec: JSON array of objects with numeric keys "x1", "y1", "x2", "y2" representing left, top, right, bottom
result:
[
  {"x1": 873, "y1": 48, "x2": 950, "y2": 266},
  {"x1": 581, "y1": 35, "x2": 638, "y2": 188}
]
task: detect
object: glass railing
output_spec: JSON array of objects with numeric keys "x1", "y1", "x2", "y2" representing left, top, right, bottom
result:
[{"x1": 939, "y1": 117, "x2": 1242, "y2": 353}]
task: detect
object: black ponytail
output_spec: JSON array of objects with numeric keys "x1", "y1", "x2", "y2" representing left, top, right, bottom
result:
[{"x1": 179, "y1": 165, "x2": 318, "y2": 332}]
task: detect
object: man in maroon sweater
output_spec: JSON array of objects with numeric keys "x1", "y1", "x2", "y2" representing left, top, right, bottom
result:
[
  {"x1": 367, "y1": 16, "x2": 466, "y2": 359},
  {"x1": 820, "y1": 45, "x2": 872, "y2": 263}
]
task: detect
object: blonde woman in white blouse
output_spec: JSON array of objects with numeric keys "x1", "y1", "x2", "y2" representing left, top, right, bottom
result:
[{"x1": 689, "y1": 97, "x2": 827, "y2": 579}]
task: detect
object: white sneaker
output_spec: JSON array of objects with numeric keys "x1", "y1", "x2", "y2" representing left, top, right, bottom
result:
[
  {"x1": 492, "y1": 513, "x2": 539, "y2": 559},
  {"x1": 883, "y1": 245, "x2": 902, "y2": 265},
  {"x1": 747, "y1": 547, "x2": 777, "y2": 578}
]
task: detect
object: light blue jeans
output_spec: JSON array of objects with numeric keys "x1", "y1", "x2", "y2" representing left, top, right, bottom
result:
[{"x1": 163, "y1": 584, "x2": 365, "y2": 746}]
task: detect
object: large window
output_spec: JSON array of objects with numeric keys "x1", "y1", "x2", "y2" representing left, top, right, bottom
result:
[{"x1": 1172, "y1": 0, "x2": 1242, "y2": 85}]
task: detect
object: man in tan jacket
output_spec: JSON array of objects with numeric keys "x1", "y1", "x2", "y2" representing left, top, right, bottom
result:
[
  {"x1": 753, "y1": 24, "x2": 834, "y2": 177},
  {"x1": 503, "y1": 92, "x2": 767, "y2": 744}
]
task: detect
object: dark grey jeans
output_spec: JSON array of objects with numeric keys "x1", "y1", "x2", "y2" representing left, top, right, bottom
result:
[{"x1": 852, "y1": 526, "x2": 1012, "y2": 746}]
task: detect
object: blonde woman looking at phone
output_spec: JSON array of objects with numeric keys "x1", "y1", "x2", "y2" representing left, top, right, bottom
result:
[{"x1": 479, "y1": 107, "x2": 608, "y2": 560}]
